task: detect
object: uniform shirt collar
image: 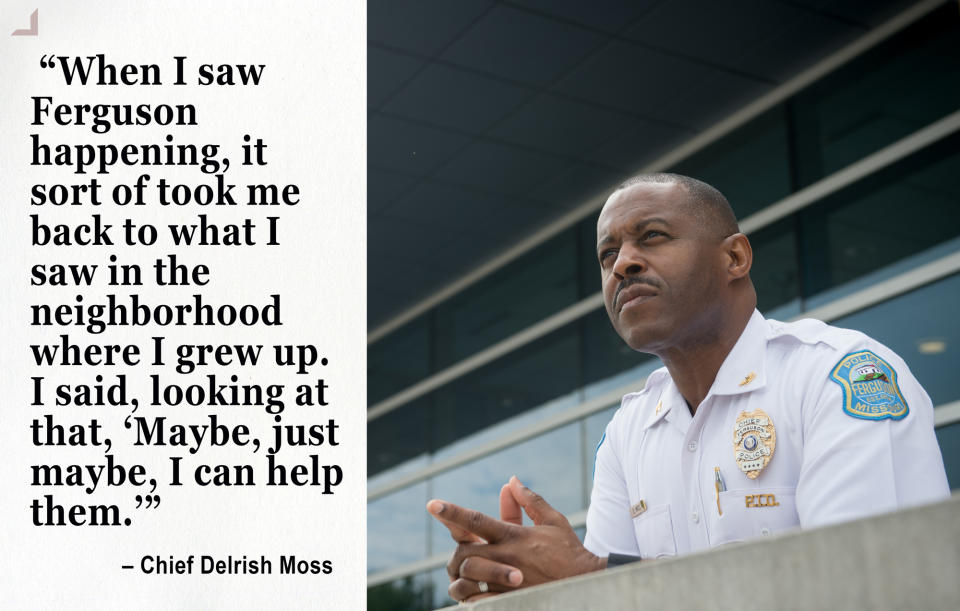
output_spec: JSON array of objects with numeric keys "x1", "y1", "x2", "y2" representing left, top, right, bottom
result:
[
  {"x1": 642, "y1": 309, "x2": 768, "y2": 430},
  {"x1": 641, "y1": 369, "x2": 672, "y2": 430},
  {"x1": 643, "y1": 385, "x2": 672, "y2": 430},
  {"x1": 708, "y1": 308, "x2": 768, "y2": 396}
]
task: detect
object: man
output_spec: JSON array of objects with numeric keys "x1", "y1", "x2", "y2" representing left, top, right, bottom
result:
[{"x1": 427, "y1": 174, "x2": 950, "y2": 602}]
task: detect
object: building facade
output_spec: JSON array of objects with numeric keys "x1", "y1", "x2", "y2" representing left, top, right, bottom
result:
[{"x1": 368, "y1": 3, "x2": 960, "y2": 609}]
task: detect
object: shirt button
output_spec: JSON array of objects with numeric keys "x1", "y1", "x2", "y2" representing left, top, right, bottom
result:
[
  {"x1": 760, "y1": 527, "x2": 771, "y2": 536},
  {"x1": 687, "y1": 441, "x2": 698, "y2": 452},
  {"x1": 690, "y1": 511, "x2": 699, "y2": 523}
]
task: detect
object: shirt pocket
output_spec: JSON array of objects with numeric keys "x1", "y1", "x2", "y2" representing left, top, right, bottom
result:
[
  {"x1": 709, "y1": 487, "x2": 800, "y2": 547},
  {"x1": 632, "y1": 503, "x2": 678, "y2": 559}
]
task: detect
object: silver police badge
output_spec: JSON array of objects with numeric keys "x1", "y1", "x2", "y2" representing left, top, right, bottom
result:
[{"x1": 733, "y1": 409, "x2": 776, "y2": 479}]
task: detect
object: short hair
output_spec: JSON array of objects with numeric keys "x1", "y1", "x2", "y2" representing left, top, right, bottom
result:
[{"x1": 615, "y1": 173, "x2": 739, "y2": 237}]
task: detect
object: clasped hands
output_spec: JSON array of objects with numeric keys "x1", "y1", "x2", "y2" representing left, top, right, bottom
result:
[{"x1": 426, "y1": 476, "x2": 605, "y2": 603}]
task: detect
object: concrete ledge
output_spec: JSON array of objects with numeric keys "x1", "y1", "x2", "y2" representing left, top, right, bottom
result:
[{"x1": 441, "y1": 495, "x2": 960, "y2": 611}]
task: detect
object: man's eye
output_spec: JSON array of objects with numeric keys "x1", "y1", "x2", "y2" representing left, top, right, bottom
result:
[
  {"x1": 599, "y1": 249, "x2": 617, "y2": 263},
  {"x1": 642, "y1": 230, "x2": 666, "y2": 241}
]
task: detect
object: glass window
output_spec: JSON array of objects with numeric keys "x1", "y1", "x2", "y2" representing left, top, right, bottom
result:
[
  {"x1": 935, "y1": 421, "x2": 960, "y2": 491},
  {"x1": 369, "y1": 452, "x2": 430, "y2": 493},
  {"x1": 368, "y1": 314, "x2": 431, "y2": 405},
  {"x1": 369, "y1": 396, "x2": 432, "y2": 477},
  {"x1": 582, "y1": 308, "x2": 654, "y2": 388},
  {"x1": 432, "y1": 323, "x2": 581, "y2": 452},
  {"x1": 583, "y1": 358, "x2": 663, "y2": 401},
  {"x1": 800, "y1": 132, "x2": 960, "y2": 306},
  {"x1": 368, "y1": 482, "x2": 429, "y2": 574},
  {"x1": 671, "y1": 107, "x2": 792, "y2": 219},
  {"x1": 434, "y1": 230, "x2": 579, "y2": 368},
  {"x1": 429, "y1": 422, "x2": 584, "y2": 555},
  {"x1": 791, "y1": 4, "x2": 960, "y2": 185},
  {"x1": 430, "y1": 567, "x2": 454, "y2": 610},
  {"x1": 579, "y1": 216, "x2": 602, "y2": 298},
  {"x1": 433, "y1": 390, "x2": 582, "y2": 462},
  {"x1": 750, "y1": 217, "x2": 800, "y2": 315},
  {"x1": 371, "y1": 312, "x2": 628, "y2": 478},
  {"x1": 831, "y1": 273, "x2": 960, "y2": 408},
  {"x1": 368, "y1": 4, "x2": 960, "y2": 412},
  {"x1": 368, "y1": 573, "x2": 435, "y2": 611}
]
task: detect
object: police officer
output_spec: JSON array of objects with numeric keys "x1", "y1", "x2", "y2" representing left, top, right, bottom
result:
[{"x1": 427, "y1": 174, "x2": 950, "y2": 602}]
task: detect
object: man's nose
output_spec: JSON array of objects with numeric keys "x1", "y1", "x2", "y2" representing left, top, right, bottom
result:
[{"x1": 612, "y1": 244, "x2": 647, "y2": 280}]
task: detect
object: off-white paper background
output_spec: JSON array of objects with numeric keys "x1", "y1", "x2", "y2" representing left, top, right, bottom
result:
[{"x1": 0, "y1": 2, "x2": 366, "y2": 608}]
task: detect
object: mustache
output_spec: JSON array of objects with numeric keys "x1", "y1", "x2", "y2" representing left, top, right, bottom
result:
[{"x1": 614, "y1": 276, "x2": 662, "y2": 309}]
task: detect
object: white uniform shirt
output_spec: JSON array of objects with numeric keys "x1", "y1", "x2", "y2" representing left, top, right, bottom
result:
[{"x1": 584, "y1": 310, "x2": 950, "y2": 559}]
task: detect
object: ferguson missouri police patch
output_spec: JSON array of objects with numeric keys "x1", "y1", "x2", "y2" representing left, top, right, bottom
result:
[{"x1": 829, "y1": 350, "x2": 909, "y2": 421}]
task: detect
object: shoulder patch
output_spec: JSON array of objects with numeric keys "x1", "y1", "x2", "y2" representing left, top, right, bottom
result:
[{"x1": 829, "y1": 350, "x2": 908, "y2": 421}]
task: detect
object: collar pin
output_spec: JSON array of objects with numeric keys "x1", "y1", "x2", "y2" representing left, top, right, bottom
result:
[{"x1": 738, "y1": 372, "x2": 757, "y2": 387}]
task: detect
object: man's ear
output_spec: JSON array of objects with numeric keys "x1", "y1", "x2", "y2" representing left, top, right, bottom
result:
[{"x1": 724, "y1": 233, "x2": 752, "y2": 281}]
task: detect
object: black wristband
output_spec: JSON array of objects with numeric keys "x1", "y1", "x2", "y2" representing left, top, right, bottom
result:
[{"x1": 606, "y1": 553, "x2": 643, "y2": 568}]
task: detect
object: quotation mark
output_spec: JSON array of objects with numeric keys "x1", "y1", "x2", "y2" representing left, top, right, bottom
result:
[
  {"x1": 135, "y1": 494, "x2": 161, "y2": 509},
  {"x1": 40, "y1": 54, "x2": 58, "y2": 69}
]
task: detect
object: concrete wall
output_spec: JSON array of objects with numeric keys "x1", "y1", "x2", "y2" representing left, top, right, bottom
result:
[{"x1": 441, "y1": 495, "x2": 960, "y2": 611}]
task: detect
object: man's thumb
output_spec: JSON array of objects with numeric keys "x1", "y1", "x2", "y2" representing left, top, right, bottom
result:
[{"x1": 500, "y1": 482, "x2": 523, "y2": 525}]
